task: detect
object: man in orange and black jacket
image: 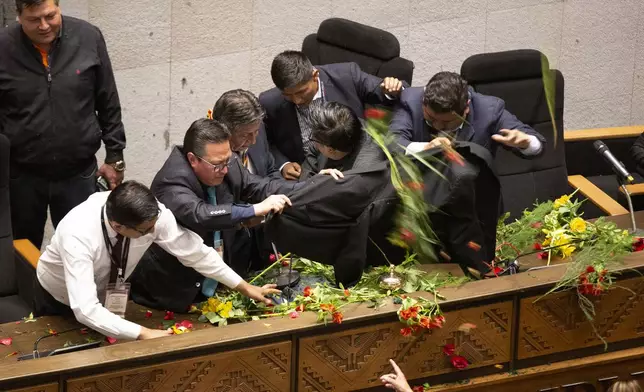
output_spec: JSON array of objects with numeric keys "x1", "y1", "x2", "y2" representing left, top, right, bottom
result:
[{"x1": 0, "y1": 0, "x2": 126, "y2": 249}]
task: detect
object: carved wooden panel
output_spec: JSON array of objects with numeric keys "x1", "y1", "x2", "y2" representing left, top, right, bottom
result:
[
  {"x1": 66, "y1": 341, "x2": 290, "y2": 392},
  {"x1": 519, "y1": 277, "x2": 644, "y2": 359},
  {"x1": 7, "y1": 384, "x2": 59, "y2": 392},
  {"x1": 298, "y1": 301, "x2": 513, "y2": 391}
]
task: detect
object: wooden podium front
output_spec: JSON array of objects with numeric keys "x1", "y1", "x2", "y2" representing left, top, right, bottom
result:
[{"x1": 1, "y1": 215, "x2": 643, "y2": 392}]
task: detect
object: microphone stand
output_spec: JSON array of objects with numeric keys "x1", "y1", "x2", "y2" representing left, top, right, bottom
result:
[{"x1": 618, "y1": 177, "x2": 644, "y2": 237}]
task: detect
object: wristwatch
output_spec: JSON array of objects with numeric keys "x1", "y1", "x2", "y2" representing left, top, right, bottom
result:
[{"x1": 109, "y1": 160, "x2": 126, "y2": 172}]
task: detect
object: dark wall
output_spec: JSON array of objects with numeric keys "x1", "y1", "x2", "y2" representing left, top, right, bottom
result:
[{"x1": 2, "y1": 0, "x2": 17, "y2": 28}]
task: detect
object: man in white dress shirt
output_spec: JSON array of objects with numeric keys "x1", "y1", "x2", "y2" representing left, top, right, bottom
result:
[{"x1": 35, "y1": 181, "x2": 280, "y2": 340}]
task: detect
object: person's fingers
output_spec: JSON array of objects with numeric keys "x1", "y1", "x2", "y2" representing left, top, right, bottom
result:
[
  {"x1": 263, "y1": 284, "x2": 277, "y2": 289},
  {"x1": 390, "y1": 359, "x2": 404, "y2": 376},
  {"x1": 264, "y1": 288, "x2": 282, "y2": 295}
]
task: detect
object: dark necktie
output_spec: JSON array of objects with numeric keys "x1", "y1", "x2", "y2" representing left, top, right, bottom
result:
[{"x1": 109, "y1": 234, "x2": 125, "y2": 283}]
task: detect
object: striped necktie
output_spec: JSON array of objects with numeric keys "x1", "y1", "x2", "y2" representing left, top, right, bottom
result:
[
  {"x1": 201, "y1": 187, "x2": 221, "y2": 297},
  {"x1": 240, "y1": 150, "x2": 250, "y2": 170}
]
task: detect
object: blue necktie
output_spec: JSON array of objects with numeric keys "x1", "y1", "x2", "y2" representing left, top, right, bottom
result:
[{"x1": 201, "y1": 187, "x2": 221, "y2": 297}]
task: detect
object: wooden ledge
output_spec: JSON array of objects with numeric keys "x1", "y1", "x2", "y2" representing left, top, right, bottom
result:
[
  {"x1": 620, "y1": 183, "x2": 644, "y2": 196},
  {"x1": 568, "y1": 175, "x2": 629, "y2": 216},
  {"x1": 564, "y1": 126, "x2": 644, "y2": 142},
  {"x1": 13, "y1": 239, "x2": 40, "y2": 269}
]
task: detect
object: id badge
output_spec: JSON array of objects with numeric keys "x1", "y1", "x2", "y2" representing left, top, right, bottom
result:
[
  {"x1": 105, "y1": 282, "x2": 130, "y2": 318},
  {"x1": 214, "y1": 239, "x2": 224, "y2": 260}
]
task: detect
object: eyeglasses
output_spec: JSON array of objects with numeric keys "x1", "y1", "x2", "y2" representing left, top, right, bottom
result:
[
  {"x1": 127, "y1": 212, "x2": 160, "y2": 235},
  {"x1": 195, "y1": 154, "x2": 233, "y2": 172}
]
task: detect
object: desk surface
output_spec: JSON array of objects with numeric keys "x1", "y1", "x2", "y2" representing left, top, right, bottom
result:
[{"x1": 1, "y1": 212, "x2": 643, "y2": 384}]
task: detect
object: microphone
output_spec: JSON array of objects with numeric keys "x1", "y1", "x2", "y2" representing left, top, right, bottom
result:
[{"x1": 593, "y1": 140, "x2": 634, "y2": 184}]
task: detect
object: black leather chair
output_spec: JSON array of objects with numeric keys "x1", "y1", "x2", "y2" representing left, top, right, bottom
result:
[
  {"x1": 302, "y1": 18, "x2": 414, "y2": 85},
  {"x1": 0, "y1": 133, "x2": 36, "y2": 323},
  {"x1": 461, "y1": 49, "x2": 568, "y2": 219}
]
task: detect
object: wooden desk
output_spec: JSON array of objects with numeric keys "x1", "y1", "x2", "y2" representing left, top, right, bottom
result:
[{"x1": 1, "y1": 214, "x2": 643, "y2": 392}]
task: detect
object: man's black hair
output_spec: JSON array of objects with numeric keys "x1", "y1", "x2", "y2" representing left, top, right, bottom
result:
[
  {"x1": 270, "y1": 50, "x2": 314, "y2": 90},
  {"x1": 16, "y1": 0, "x2": 59, "y2": 14},
  {"x1": 183, "y1": 118, "x2": 231, "y2": 157},
  {"x1": 423, "y1": 71, "x2": 469, "y2": 114},
  {"x1": 105, "y1": 181, "x2": 160, "y2": 228},
  {"x1": 309, "y1": 101, "x2": 362, "y2": 153}
]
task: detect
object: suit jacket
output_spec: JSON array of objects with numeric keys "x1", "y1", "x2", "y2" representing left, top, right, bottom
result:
[
  {"x1": 129, "y1": 146, "x2": 297, "y2": 312},
  {"x1": 300, "y1": 132, "x2": 385, "y2": 179},
  {"x1": 390, "y1": 87, "x2": 546, "y2": 158},
  {"x1": 259, "y1": 62, "x2": 404, "y2": 167},
  {"x1": 246, "y1": 124, "x2": 280, "y2": 179}
]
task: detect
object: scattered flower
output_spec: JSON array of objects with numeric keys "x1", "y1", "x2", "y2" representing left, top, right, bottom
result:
[
  {"x1": 303, "y1": 286, "x2": 312, "y2": 297},
  {"x1": 400, "y1": 327, "x2": 413, "y2": 337},
  {"x1": 531, "y1": 222, "x2": 543, "y2": 229},
  {"x1": 633, "y1": 238, "x2": 644, "y2": 252},
  {"x1": 164, "y1": 311, "x2": 175, "y2": 320},
  {"x1": 570, "y1": 217, "x2": 587, "y2": 233},
  {"x1": 269, "y1": 253, "x2": 276, "y2": 263},
  {"x1": 0, "y1": 338, "x2": 12, "y2": 346},
  {"x1": 332, "y1": 312, "x2": 343, "y2": 324},
  {"x1": 412, "y1": 386, "x2": 425, "y2": 392},
  {"x1": 450, "y1": 355, "x2": 469, "y2": 370},
  {"x1": 145, "y1": 310, "x2": 153, "y2": 319},
  {"x1": 106, "y1": 337, "x2": 117, "y2": 345},
  {"x1": 48, "y1": 329, "x2": 57, "y2": 336},
  {"x1": 289, "y1": 311, "x2": 300, "y2": 319},
  {"x1": 537, "y1": 251, "x2": 549, "y2": 260},
  {"x1": 344, "y1": 289, "x2": 350, "y2": 297},
  {"x1": 442, "y1": 344, "x2": 455, "y2": 356},
  {"x1": 4, "y1": 351, "x2": 18, "y2": 358},
  {"x1": 533, "y1": 243, "x2": 542, "y2": 250},
  {"x1": 23, "y1": 313, "x2": 36, "y2": 323},
  {"x1": 296, "y1": 304, "x2": 305, "y2": 312},
  {"x1": 458, "y1": 323, "x2": 477, "y2": 333},
  {"x1": 586, "y1": 266, "x2": 595, "y2": 274}
]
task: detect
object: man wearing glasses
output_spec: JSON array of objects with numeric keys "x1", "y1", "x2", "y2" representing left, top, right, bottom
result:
[
  {"x1": 390, "y1": 72, "x2": 545, "y2": 157},
  {"x1": 128, "y1": 118, "x2": 297, "y2": 312},
  {"x1": 34, "y1": 181, "x2": 280, "y2": 341}
]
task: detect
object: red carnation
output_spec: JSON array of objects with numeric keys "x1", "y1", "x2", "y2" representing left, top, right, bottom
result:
[
  {"x1": 537, "y1": 251, "x2": 549, "y2": 260},
  {"x1": 296, "y1": 303, "x2": 305, "y2": 312},
  {"x1": 269, "y1": 253, "x2": 276, "y2": 263},
  {"x1": 145, "y1": 310, "x2": 153, "y2": 319},
  {"x1": 303, "y1": 286, "x2": 312, "y2": 297},
  {"x1": 320, "y1": 304, "x2": 335, "y2": 313},
  {"x1": 332, "y1": 312, "x2": 343, "y2": 324},
  {"x1": 450, "y1": 355, "x2": 469, "y2": 370},
  {"x1": 176, "y1": 320, "x2": 193, "y2": 329},
  {"x1": 400, "y1": 228, "x2": 416, "y2": 244},
  {"x1": 633, "y1": 238, "x2": 644, "y2": 252},
  {"x1": 0, "y1": 338, "x2": 12, "y2": 346},
  {"x1": 106, "y1": 336, "x2": 117, "y2": 345},
  {"x1": 443, "y1": 343, "x2": 455, "y2": 356},
  {"x1": 586, "y1": 266, "x2": 595, "y2": 273},
  {"x1": 419, "y1": 316, "x2": 431, "y2": 329},
  {"x1": 364, "y1": 108, "x2": 386, "y2": 120},
  {"x1": 533, "y1": 243, "x2": 542, "y2": 250},
  {"x1": 429, "y1": 315, "x2": 445, "y2": 329},
  {"x1": 400, "y1": 327, "x2": 413, "y2": 337},
  {"x1": 412, "y1": 386, "x2": 425, "y2": 392},
  {"x1": 164, "y1": 311, "x2": 175, "y2": 320},
  {"x1": 400, "y1": 309, "x2": 413, "y2": 320},
  {"x1": 344, "y1": 289, "x2": 350, "y2": 297}
]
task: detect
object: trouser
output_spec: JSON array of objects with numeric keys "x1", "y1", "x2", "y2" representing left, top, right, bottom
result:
[
  {"x1": 10, "y1": 159, "x2": 97, "y2": 249},
  {"x1": 32, "y1": 276, "x2": 74, "y2": 318}
]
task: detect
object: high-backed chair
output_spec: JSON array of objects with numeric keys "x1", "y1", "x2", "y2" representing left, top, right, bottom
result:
[
  {"x1": 0, "y1": 133, "x2": 38, "y2": 323},
  {"x1": 302, "y1": 18, "x2": 414, "y2": 85},
  {"x1": 461, "y1": 50, "x2": 568, "y2": 219}
]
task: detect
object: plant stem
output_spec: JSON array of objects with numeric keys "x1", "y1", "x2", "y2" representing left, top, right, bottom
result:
[{"x1": 249, "y1": 253, "x2": 291, "y2": 284}]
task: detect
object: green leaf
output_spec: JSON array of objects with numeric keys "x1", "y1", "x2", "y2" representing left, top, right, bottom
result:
[{"x1": 541, "y1": 54, "x2": 558, "y2": 147}]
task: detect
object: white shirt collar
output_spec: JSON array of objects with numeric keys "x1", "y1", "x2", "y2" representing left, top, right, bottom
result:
[{"x1": 102, "y1": 205, "x2": 118, "y2": 239}]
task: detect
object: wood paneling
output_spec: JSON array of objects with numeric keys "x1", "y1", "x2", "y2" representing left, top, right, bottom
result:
[
  {"x1": 298, "y1": 302, "x2": 513, "y2": 391},
  {"x1": 66, "y1": 341, "x2": 291, "y2": 392},
  {"x1": 564, "y1": 126, "x2": 644, "y2": 142},
  {"x1": 518, "y1": 277, "x2": 644, "y2": 359},
  {"x1": 6, "y1": 383, "x2": 58, "y2": 392}
]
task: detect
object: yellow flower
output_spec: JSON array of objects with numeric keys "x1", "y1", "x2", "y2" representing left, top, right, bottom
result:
[
  {"x1": 542, "y1": 238, "x2": 551, "y2": 246},
  {"x1": 201, "y1": 297, "x2": 220, "y2": 315},
  {"x1": 216, "y1": 301, "x2": 233, "y2": 318},
  {"x1": 553, "y1": 195, "x2": 570, "y2": 209},
  {"x1": 569, "y1": 217, "x2": 587, "y2": 233},
  {"x1": 560, "y1": 245, "x2": 576, "y2": 258},
  {"x1": 623, "y1": 230, "x2": 629, "y2": 236}
]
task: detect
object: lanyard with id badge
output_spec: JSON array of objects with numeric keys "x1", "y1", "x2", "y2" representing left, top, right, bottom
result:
[{"x1": 101, "y1": 206, "x2": 131, "y2": 318}]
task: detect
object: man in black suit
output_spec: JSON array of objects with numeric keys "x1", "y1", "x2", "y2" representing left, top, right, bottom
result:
[
  {"x1": 301, "y1": 101, "x2": 385, "y2": 180},
  {"x1": 390, "y1": 72, "x2": 546, "y2": 158},
  {"x1": 259, "y1": 50, "x2": 404, "y2": 180},
  {"x1": 129, "y1": 118, "x2": 297, "y2": 312}
]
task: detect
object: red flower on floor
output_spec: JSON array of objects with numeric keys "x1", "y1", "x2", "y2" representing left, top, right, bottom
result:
[
  {"x1": 289, "y1": 311, "x2": 300, "y2": 319},
  {"x1": 145, "y1": 310, "x2": 153, "y2": 319},
  {"x1": 442, "y1": 343, "x2": 455, "y2": 356},
  {"x1": 537, "y1": 251, "x2": 549, "y2": 260},
  {"x1": 164, "y1": 311, "x2": 174, "y2": 320},
  {"x1": 633, "y1": 238, "x2": 644, "y2": 252},
  {"x1": 419, "y1": 316, "x2": 431, "y2": 329},
  {"x1": 0, "y1": 338, "x2": 12, "y2": 346},
  {"x1": 303, "y1": 286, "x2": 312, "y2": 297},
  {"x1": 400, "y1": 309, "x2": 413, "y2": 321},
  {"x1": 400, "y1": 327, "x2": 413, "y2": 337},
  {"x1": 533, "y1": 243, "x2": 542, "y2": 250},
  {"x1": 332, "y1": 312, "x2": 343, "y2": 324},
  {"x1": 586, "y1": 266, "x2": 596, "y2": 273},
  {"x1": 450, "y1": 355, "x2": 469, "y2": 370},
  {"x1": 364, "y1": 108, "x2": 386, "y2": 120}
]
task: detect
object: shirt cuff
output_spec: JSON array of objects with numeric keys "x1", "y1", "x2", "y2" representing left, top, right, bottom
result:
[
  {"x1": 278, "y1": 162, "x2": 290, "y2": 172},
  {"x1": 231, "y1": 204, "x2": 256, "y2": 222},
  {"x1": 405, "y1": 142, "x2": 429, "y2": 155},
  {"x1": 520, "y1": 135, "x2": 543, "y2": 156}
]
